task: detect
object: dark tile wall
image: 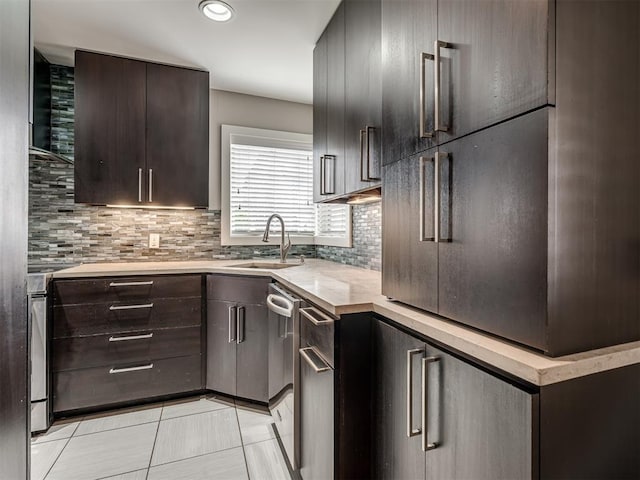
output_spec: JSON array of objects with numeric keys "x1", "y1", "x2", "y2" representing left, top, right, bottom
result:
[{"x1": 28, "y1": 65, "x2": 381, "y2": 270}]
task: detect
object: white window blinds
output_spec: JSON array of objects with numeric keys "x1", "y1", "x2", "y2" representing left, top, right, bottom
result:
[
  {"x1": 316, "y1": 203, "x2": 349, "y2": 237},
  {"x1": 230, "y1": 142, "x2": 315, "y2": 236},
  {"x1": 222, "y1": 125, "x2": 351, "y2": 247}
]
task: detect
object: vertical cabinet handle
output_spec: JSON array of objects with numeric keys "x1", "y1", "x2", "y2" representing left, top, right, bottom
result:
[
  {"x1": 406, "y1": 348, "x2": 424, "y2": 437},
  {"x1": 420, "y1": 52, "x2": 435, "y2": 139},
  {"x1": 434, "y1": 40, "x2": 452, "y2": 133},
  {"x1": 319, "y1": 156, "x2": 325, "y2": 195},
  {"x1": 324, "y1": 155, "x2": 336, "y2": 195},
  {"x1": 360, "y1": 126, "x2": 380, "y2": 182},
  {"x1": 148, "y1": 168, "x2": 153, "y2": 202},
  {"x1": 228, "y1": 306, "x2": 237, "y2": 343},
  {"x1": 359, "y1": 129, "x2": 367, "y2": 182},
  {"x1": 434, "y1": 152, "x2": 441, "y2": 243},
  {"x1": 236, "y1": 306, "x2": 245, "y2": 344},
  {"x1": 138, "y1": 168, "x2": 143, "y2": 202},
  {"x1": 419, "y1": 156, "x2": 435, "y2": 242},
  {"x1": 421, "y1": 356, "x2": 440, "y2": 451}
]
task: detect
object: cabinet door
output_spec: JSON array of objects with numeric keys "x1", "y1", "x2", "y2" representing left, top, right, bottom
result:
[
  {"x1": 437, "y1": 109, "x2": 548, "y2": 350},
  {"x1": 382, "y1": 152, "x2": 438, "y2": 312},
  {"x1": 236, "y1": 304, "x2": 269, "y2": 402},
  {"x1": 313, "y1": 30, "x2": 328, "y2": 203},
  {"x1": 206, "y1": 300, "x2": 237, "y2": 396},
  {"x1": 74, "y1": 51, "x2": 146, "y2": 205},
  {"x1": 146, "y1": 63, "x2": 209, "y2": 207},
  {"x1": 424, "y1": 344, "x2": 536, "y2": 479},
  {"x1": 381, "y1": 0, "x2": 437, "y2": 165},
  {"x1": 344, "y1": 0, "x2": 382, "y2": 193},
  {"x1": 325, "y1": 2, "x2": 346, "y2": 199},
  {"x1": 436, "y1": 0, "x2": 551, "y2": 144},
  {"x1": 374, "y1": 321, "x2": 425, "y2": 480}
]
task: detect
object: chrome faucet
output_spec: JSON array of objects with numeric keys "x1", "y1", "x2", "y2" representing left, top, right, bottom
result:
[{"x1": 262, "y1": 214, "x2": 291, "y2": 263}]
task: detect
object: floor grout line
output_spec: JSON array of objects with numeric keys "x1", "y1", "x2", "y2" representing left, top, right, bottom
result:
[
  {"x1": 41, "y1": 434, "x2": 74, "y2": 480},
  {"x1": 235, "y1": 406, "x2": 253, "y2": 480},
  {"x1": 144, "y1": 405, "x2": 164, "y2": 480},
  {"x1": 142, "y1": 442, "x2": 247, "y2": 470}
]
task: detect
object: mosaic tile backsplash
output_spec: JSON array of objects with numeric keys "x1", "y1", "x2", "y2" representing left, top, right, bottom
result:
[{"x1": 28, "y1": 65, "x2": 381, "y2": 270}]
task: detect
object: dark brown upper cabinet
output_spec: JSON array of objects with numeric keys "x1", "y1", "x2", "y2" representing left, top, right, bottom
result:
[
  {"x1": 313, "y1": 3, "x2": 346, "y2": 203},
  {"x1": 381, "y1": 0, "x2": 553, "y2": 166},
  {"x1": 344, "y1": 0, "x2": 382, "y2": 195},
  {"x1": 74, "y1": 50, "x2": 209, "y2": 207}
]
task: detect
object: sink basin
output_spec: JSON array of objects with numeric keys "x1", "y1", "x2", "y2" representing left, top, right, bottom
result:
[{"x1": 228, "y1": 262, "x2": 300, "y2": 270}]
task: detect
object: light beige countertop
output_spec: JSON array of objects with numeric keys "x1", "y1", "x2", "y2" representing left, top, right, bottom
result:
[{"x1": 52, "y1": 259, "x2": 640, "y2": 387}]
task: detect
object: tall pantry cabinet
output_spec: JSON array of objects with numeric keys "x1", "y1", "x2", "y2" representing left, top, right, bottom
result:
[{"x1": 381, "y1": 0, "x2": 640, "y2": 356}]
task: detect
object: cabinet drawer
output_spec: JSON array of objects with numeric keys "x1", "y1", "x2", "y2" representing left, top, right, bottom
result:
[
  {"x1": 53, "y1": 355, "x2": 202, "y2": 413},
  {"x1": 206, "y1": 275, "x2": 270, "y2": 305},
  {"x1": 53, "y1": 275, "x2": 202, "y2": 305},
  {"x1": 53, "y1": 297, "x2": 202, "y2": 338},
  {"x1": 52, "y1": 326, "x2": 202, "y2": 372}
]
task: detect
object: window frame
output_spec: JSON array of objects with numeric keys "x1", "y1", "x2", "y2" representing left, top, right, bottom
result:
[{"x1": 221, "y1": 124, "x2": 352, "y2": 248}]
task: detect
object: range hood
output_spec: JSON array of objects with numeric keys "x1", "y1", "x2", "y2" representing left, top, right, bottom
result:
[{"x1": 29, "y1": 49, "x2": 73, "y2": 165}]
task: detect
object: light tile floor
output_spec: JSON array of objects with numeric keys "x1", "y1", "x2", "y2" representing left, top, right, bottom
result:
[{"x1": 31, "y1": 395, "x2": 292, "y2": 480}]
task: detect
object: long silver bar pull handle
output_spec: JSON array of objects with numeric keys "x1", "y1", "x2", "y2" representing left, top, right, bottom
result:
[
  {"x1": 319, "y1": 156, "x2": 325, "y2": 195},
  {"x1": 434, "y1": 152, "x2": 441, "y2": 243},
  {"x1": 434, "y1": 40, "x2": 451, "y2": 133},
  {"x1": 228, "y1": 306, "x2": 237, "y2": 343},
  {"x1": 420, "y1": 52, "x2": 435, "y2": 139},
  {"x1": 148, "y1": 168, "x2": 153, "y2": 202},
  {"x1": 323, "y1": 155, "x2": 336, "y2": 195},
  {"x1": 109, "y1": 364, "x2": 153, "y2": 374},
  {"x1": 109, "y1": 281, "x2": 154, "y2": 287},
  {"x1": 421, "y1": 356, "x2": 441, "y2": 451},
  {"x1": 109, "y1": 333, "x2": 153, "y2": 342},
  {"x1": 138, "y1": 168, "x2": 143, "y2": 202},
  {"x1": 407, "y1": 348, "x2": 424, "y2": 437},
  {"x1": 236, "y1": 306, "x2": 245, "y2": 344},
  {"x1": 419, "y1": 156, "x2": 435, "y2": 242},
  {"x1": 360, "y1": 129, "x2": 367, "y2": 182},
  {"x1": 109, "y1": 303, "x2": 153, "y2": 311}
]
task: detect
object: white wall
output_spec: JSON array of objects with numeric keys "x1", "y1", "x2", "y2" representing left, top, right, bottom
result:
[{"x1": 208, "y1": 89, "x2": 312, "y2": 210}]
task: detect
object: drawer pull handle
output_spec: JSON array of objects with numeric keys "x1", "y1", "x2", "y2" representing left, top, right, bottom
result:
[
  {"x1": 109, "y1": 363, "x2": 153, "y2": 374},
  {"x1": 109, "y1": 281, "x2": 154, "y2": 287},
  {"x1": 299, "y1": 347, "x2": 331, "y2": 373},
  {"x1": 109, "y1": 303, "x2": 154, "y2": 311},
  {"x1": 300, "y1": 307, "x2": 334, "y2": 325},
  {"x1": 108, "y1": 333, "x2": 153, "y2": 342}
]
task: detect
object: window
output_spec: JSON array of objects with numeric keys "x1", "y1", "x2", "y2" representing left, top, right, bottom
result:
[{"x1": 221, "y1": 125, "x2": 351, "y2": 247}]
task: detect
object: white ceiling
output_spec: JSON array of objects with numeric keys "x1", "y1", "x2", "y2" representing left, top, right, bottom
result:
[{"x1": 33, "y1": 0, "x2": 341, "y2": 104}]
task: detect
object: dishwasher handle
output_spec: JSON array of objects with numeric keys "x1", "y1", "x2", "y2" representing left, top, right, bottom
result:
[{"x1": 267, "y1": 294, "x2": 294, "y2": 317}]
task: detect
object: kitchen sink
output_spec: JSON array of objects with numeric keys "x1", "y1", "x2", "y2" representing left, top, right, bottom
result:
[{"x1": 228, "y1": 261, "x2": 300, "y2": 270}]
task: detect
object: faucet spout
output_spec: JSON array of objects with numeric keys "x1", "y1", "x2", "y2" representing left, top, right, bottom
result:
[{"x1": 262, "y1": 214, "x2": 291, "y2": 263}]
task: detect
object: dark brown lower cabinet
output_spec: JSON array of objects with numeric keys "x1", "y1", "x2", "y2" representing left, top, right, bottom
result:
[
  {"x1": 375, "y1": 320, "x2": 535, "y2": 480},
  {"x1": 374, "y1": 318, "x2": 640, "y2": 480},
  {"x1": 205, "y1": 275, "x2": 270, "y2": 403},
  {"x1": 51, "y1": 275, "x2": 205, "y2": 414}
]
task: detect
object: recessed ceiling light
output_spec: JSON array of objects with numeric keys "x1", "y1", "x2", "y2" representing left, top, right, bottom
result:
[{"x1": 199, "y1": 0, "x2": 234, "y2": 22}]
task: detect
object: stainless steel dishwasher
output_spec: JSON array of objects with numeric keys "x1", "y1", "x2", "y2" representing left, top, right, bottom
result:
[
  {"x1": 267, "y1": 283, "x2": 305, "y2": 471},
  {"x1": 299, "y1": 305, "x2": 336, "y2": 480}
]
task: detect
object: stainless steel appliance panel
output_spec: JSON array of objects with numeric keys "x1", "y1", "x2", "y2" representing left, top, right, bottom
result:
[{"x1": 267, "y1": 283, "x2": 303, "y2": 471}]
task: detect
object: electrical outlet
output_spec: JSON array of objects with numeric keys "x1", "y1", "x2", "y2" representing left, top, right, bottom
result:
[{"x1": 149, "y1": 233, "x2": 160, "y2": 249}]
